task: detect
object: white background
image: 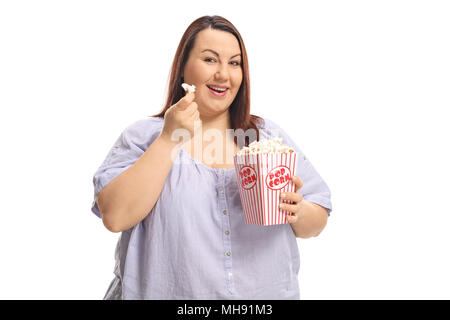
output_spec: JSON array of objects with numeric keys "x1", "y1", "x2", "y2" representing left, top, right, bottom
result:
[{"x1": 0, "y1": 0, "x2": 449, "y2": 299}]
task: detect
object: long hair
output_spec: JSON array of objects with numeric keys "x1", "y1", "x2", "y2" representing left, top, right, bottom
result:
[{"x1": 150, "y1": 15, "x2": 263, "y2": 147}]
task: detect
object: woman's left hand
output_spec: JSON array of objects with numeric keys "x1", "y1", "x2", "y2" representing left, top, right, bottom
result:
[{"x1": 279, "y1": 175, "x2": 304, "y2": 224}]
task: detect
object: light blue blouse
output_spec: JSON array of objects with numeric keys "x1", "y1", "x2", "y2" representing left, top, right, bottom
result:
[{"x1": 91, "y1": 116, "x2": 332, "y2": 299}]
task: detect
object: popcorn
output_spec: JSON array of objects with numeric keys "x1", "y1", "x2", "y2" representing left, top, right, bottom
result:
[
  {"x1": 181, "y1": 83, "x2": 196, "y2": 93},
  {"x1": 237, "y1": 138, "x2": 295, "y2": 155}
]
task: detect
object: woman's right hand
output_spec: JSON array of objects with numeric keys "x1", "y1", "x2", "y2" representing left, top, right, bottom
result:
[{"x1": 160, "y1": 91, "x2": 200, "y2": 143}]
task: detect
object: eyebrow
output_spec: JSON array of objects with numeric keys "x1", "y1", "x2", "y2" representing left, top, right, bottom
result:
[{"x1": 201, "y1": 49, "x2": 241, "y2": 59}]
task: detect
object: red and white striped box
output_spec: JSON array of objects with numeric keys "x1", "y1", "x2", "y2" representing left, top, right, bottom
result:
[{"x1": 233, "y1": 152, "x2": 297, "y2": 226}]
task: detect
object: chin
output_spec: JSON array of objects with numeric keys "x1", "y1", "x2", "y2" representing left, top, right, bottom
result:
[{"x1": 199, "y1": 102, "x2": 231, "y2": 114}]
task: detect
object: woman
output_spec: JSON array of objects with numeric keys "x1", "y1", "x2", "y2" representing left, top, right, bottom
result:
[{"x1": 91, "y1": 15, "x2": 332, "y2": 299}]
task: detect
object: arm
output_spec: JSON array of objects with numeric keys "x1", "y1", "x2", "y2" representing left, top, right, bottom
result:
[
  {"x1": 97, "y1": 134, "x2": 180, "y2": 233},
  {"x1": 97, "y1": 90, "x2": 198, "y2": 233}
]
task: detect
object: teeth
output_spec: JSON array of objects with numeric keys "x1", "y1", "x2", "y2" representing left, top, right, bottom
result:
[{"x1": 208, "y1": 86, "x2": 227, "y2": 92}]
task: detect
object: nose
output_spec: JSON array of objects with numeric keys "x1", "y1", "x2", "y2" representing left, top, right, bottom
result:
[{"x1": 214, "y1": 62, "x2": 229, "y2": 81}]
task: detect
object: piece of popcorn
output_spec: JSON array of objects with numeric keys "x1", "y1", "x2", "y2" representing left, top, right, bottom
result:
[{"x1": 181, "y1": 83, "x2": 196, "y2": 93}]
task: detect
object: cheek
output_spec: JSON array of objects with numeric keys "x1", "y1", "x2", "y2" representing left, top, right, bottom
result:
[
  {"x1": 187, "y1": 61, "x2": 214, "y2": 83},
  {"x1": 231, "y1": 70, "x2": 243, "y2": 89}
]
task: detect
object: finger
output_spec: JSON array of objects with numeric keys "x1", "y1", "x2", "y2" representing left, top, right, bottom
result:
[
  {"x1": 280, "y1": 192, "x2": 303, "y2": 204},
  {"x1": 292, "y1": 175, "x2": 303, "y2": 192},
  {"x1": 184, "y1": 101, "x2": 198, "y2": 115},
  {"x1": 279, "y1": 202, "x2": 298, "y2": 213},
  {"x1": 286, "y1": 214, "x2": 298, "y2": 224},
  {"x1": 192, "y1": 110, "x2": 200, "y2": 121},
  {"x1": 176, "y1": 92, "x2": 195, "y2": 110}
]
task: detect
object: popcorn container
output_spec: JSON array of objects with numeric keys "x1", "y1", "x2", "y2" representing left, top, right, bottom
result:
[{"x1": 233, "y1": 152, "x2": 298, "y2": 226}]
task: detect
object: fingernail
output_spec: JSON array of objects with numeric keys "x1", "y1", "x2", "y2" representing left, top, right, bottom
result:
[{"x1": 280, "y1": 193, "x2": 286, "y2": 198}]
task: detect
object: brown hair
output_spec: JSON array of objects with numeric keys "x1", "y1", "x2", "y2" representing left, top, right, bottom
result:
[{"x1": 150, "y1": 15, "x2": 263, "y2": 147}]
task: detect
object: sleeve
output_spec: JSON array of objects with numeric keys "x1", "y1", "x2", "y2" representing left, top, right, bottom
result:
[
  {"x1": 261, "y1": 118, "x2": 333, "y2": 216},
  {"x1": 90, "y1": 117, "x2": 163, "y2": 219}
]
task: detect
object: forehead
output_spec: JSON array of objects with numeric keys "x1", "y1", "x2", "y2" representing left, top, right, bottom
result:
[{"x1": 192, "y1": 28, "x2": 241, "y2": 55}]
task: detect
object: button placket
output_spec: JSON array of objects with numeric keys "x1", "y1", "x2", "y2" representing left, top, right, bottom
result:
[{"x1": 218, "y1": 170, "x2": 234, "y2": 294}]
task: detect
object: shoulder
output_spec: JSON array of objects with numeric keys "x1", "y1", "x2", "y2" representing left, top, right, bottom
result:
[
  {"x1": 257, "y1": 117, "x2": 278, "y2": 130},
  {"x1": 124, "y1": 116, "x2": 163, "y2": 134},
  {"x1": 256, "y1": 117, "x2": 304, "y2": 154},
  {"x1": 126, "y1": 116, "x2": 164, "y2": 131},
  {"x1": 256, "y1": 117, "x2": 286, "y2": 138},
  {"x1": 121, "y1": 116, "x2": 164, "y2": 147}
]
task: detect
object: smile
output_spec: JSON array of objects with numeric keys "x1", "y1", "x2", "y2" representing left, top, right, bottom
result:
[{"x1": 207, "y1": 85, "x2": 228, "y2": 97}]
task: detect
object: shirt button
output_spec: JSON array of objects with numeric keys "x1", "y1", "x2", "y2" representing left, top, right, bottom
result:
[
  {"x1": 220, "y1": 189, "x2": 224, "y2": 194},
  {"x1": 225, "y1": 230, "x2": 230, "y2": 235},
  {"x1": 223, "y1": 210, "x2": 227, "y2": 215},
  {"x1": 226, "y1": 251, "x2": 231, "y2": 256}
]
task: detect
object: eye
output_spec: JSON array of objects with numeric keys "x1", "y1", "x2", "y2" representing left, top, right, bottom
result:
[
  {"x1": 204, "y1": 58, "x2": 216, "y2": 63},
  {"x1": 230, "y1": 61, "x2": 241, "y2": 66}
]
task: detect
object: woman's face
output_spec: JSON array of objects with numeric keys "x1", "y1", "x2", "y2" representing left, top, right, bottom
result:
[{"x1": 182, "y1": 28, "x2": 243, "y2": 118}]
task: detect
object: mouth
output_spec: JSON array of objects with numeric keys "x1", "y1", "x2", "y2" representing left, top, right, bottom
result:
[{"x1": 206, "y1": 85, "x2": 228, "y2": 97}]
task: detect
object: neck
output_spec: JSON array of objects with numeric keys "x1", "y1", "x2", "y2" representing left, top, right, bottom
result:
[
  {"x1": 183, "y1": 110, "x2": 239, "y2": 163},
  {"x1": 199, "y1": 110, "x2": 233, "y2": 136}
]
